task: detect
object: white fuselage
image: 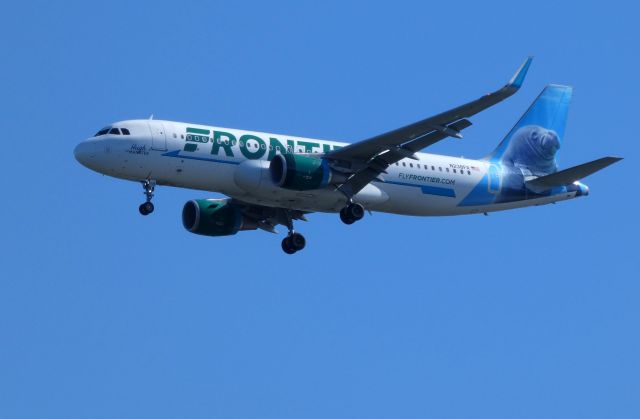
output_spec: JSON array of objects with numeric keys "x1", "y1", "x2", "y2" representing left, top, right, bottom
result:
[{"x1": 74, "y1": 119, "x2": 584, "y2": 216}]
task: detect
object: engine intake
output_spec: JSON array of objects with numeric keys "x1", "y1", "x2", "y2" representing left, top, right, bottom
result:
[
  {"x1": 270, "y1": 154, "x2": 338, "y2": 191},
  {"x1": 182, "y1": 199, "x2": 257, "y2": 237}
]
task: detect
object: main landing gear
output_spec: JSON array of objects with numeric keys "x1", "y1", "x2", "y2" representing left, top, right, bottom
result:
[
  {"x1": 138, "y1": 179, "x2": 156, "y2": 216},
  {"x1": 279, "y1": 202, "x2": 365, "y2": 253},
  {"x1": 281, "y1": 232, "x2": 306, "y2": 254},
  {"x1": 339, "y1": 202, "x2": 365, "y2": 225},
  {"x1": 280, "y1": 210, "x2": 306, "y2": 254}
]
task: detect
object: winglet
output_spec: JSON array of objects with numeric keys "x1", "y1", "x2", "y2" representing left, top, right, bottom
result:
[{"x1": 508, "y1": 56, "x2": 533, "y2": 89}]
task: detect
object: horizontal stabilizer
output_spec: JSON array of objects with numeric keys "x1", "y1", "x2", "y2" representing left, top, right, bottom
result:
[{"x1": 526, "y1": 157, "x2": 623, "y2": 190}]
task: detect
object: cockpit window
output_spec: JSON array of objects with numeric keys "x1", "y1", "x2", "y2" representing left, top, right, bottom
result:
[
  {"x1": 95, "y1": 127, "x2": 110, "y2": 136},
  {"x1": 94, "y1": 126, "x2": 130, "y2": 136}
]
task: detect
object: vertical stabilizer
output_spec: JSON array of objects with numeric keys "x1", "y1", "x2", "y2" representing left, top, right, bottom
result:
[{"x1": 487, "y1": 85, "x2": 572, "y2": 176}]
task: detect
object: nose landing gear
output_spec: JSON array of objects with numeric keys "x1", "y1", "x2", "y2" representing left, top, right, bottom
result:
[
  {"x1": 340, "y1": 202, "x2": 365, "y2": 225},
  {"x1": 139, "y1": 179, "x2": 156, "y2": 216}
]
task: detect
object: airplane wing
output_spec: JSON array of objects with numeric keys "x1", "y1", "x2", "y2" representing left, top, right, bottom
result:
[
  {"x1": 229, "y1": 198, "x2": 309, "y2": 233},
  {"x1": 326, "y1": 57, "x2": 533, "y2": 198}
]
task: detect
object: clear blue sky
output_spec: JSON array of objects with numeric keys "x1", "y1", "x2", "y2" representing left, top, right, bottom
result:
[{"x1": 1, "y1": 1, "x2": 638, "y2": 418}]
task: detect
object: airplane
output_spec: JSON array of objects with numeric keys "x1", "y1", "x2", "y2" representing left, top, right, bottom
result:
[{"x1": 74, "y1": 57, "x2": 622, "y2": 254}]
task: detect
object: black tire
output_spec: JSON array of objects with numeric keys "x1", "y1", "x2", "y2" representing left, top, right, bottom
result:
[
  {"x1": 281, "y1": 237, "x2": 296, "y2": 254},
  {"x1": 347, "y1": 203, "x2": 365, "y2": 221},
  {"x1": 340, "y1": 207, "x2": 355, "y2": 225},
  {"x1": 289, "y1": 233, "x2": 306, "y2": 251},
  {"x1": 139, "y1": 203, "x2": 150, "y2": 215}
]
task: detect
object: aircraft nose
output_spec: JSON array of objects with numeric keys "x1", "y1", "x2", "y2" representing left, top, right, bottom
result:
[{"x1": 74, "y1": 140, "x2": 96, "y2": 168}]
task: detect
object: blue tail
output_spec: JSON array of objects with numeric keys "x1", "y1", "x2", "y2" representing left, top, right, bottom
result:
[{"x1": 487, "y1": 84, "x2": 573, "y2": 176}]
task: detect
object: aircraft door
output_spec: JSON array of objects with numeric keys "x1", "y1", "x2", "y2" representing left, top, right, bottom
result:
[{"x1": 148, "y1": 120, "x2": 167, "y2": 151}]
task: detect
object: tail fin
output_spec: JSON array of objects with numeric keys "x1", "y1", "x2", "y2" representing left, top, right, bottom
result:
[{"x1": 487, "y1": 84, "x2": 573, "y2": 176}]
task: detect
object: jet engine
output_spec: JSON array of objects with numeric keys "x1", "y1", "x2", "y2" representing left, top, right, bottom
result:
[
  {"x1": 269, "y1": 154, "x2": 345, "y2": 191},
  {"x1": 182, "y1": 199, "x2": 257, "y2": 236}
]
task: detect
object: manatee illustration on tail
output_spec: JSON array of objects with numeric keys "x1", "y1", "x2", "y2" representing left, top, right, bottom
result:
[
  {"x1": 460, "y1": 83, "x2": 621, "y2": 207},
  {"x1": 501, "y1": 125, "x2": 561, "y2": 175},
  {"x1": 489, "y1": 84, "x2": 572, "y2": 176}
]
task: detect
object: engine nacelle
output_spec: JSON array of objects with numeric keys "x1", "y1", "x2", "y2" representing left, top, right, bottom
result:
[
  {"x1": 182, "y1": 199, "x2": 257, "y2": 237},
  {"x1": 270, "y1": 154, "x2": 341, "y2": 191}
]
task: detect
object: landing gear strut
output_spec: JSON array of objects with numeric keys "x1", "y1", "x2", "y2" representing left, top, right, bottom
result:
[
  {"x1": 139, "y1": 179, "x2": 156, "y2": 216},
  {"x1": 340, "y1": 202, "x2": 365, "y2": 225},
  {"x1": 280, "y1": 210, "x2": 306, "y2": 254}
]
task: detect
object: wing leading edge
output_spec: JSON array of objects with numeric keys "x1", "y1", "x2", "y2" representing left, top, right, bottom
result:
[{"x1": 327, "y1": 57, "x2": 533, "y2": 198}]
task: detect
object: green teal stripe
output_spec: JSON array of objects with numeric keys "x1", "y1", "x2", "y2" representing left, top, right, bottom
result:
[{"x1": 187, "y1": 127, "x2": 210, "y2": 135}]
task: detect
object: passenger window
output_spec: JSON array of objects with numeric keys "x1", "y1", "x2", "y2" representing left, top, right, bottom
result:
[
  {"x1": 402, "y1": 162, "x2": 406, "y2": 167},
  {"x1": 446, "y1": 168, "x2": 450, "y2": 172},
  {"x1": 467, "y1": 170, "x2": 471, "y2": 175},
  {"x1": 121, "y1": 128, "x2": 131, "y2": 135},
  {"x1": 453, "y1": 169, "x2": 457, "y2": 173},
  {"x1": 431, "y1": 166, "x2": 435, "y2": 170},
  {"x1": 439, "y1": 167, "x2": 442, "y2": 171},
  {"x1": 109, "y1": 128, "x2": 121, "y2": 135},
  {"x1": 409, "y1": 163, "x2": 413, "y2": 168}
]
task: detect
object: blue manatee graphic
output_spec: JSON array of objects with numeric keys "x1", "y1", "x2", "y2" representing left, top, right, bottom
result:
[{"x1": 501, "y1": 125, "x2": 560, "y2": 175}]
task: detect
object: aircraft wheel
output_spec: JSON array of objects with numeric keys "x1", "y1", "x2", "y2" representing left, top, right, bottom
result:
[
  {"x1": 289, "y1": 232, "x2": 306, "y2": 251},
  {"x1": 281, "y1": 236, "x2": 296, "y2": 254},
  {"x1": 139, "y1": 202, "x2": 154, "y2": 216},
  {"x1": 347, "y1": 203, "x2": 365, "y2": 221},
  {"x1": 340, "y1": 207, "x2": 355, "y2": 225}
]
